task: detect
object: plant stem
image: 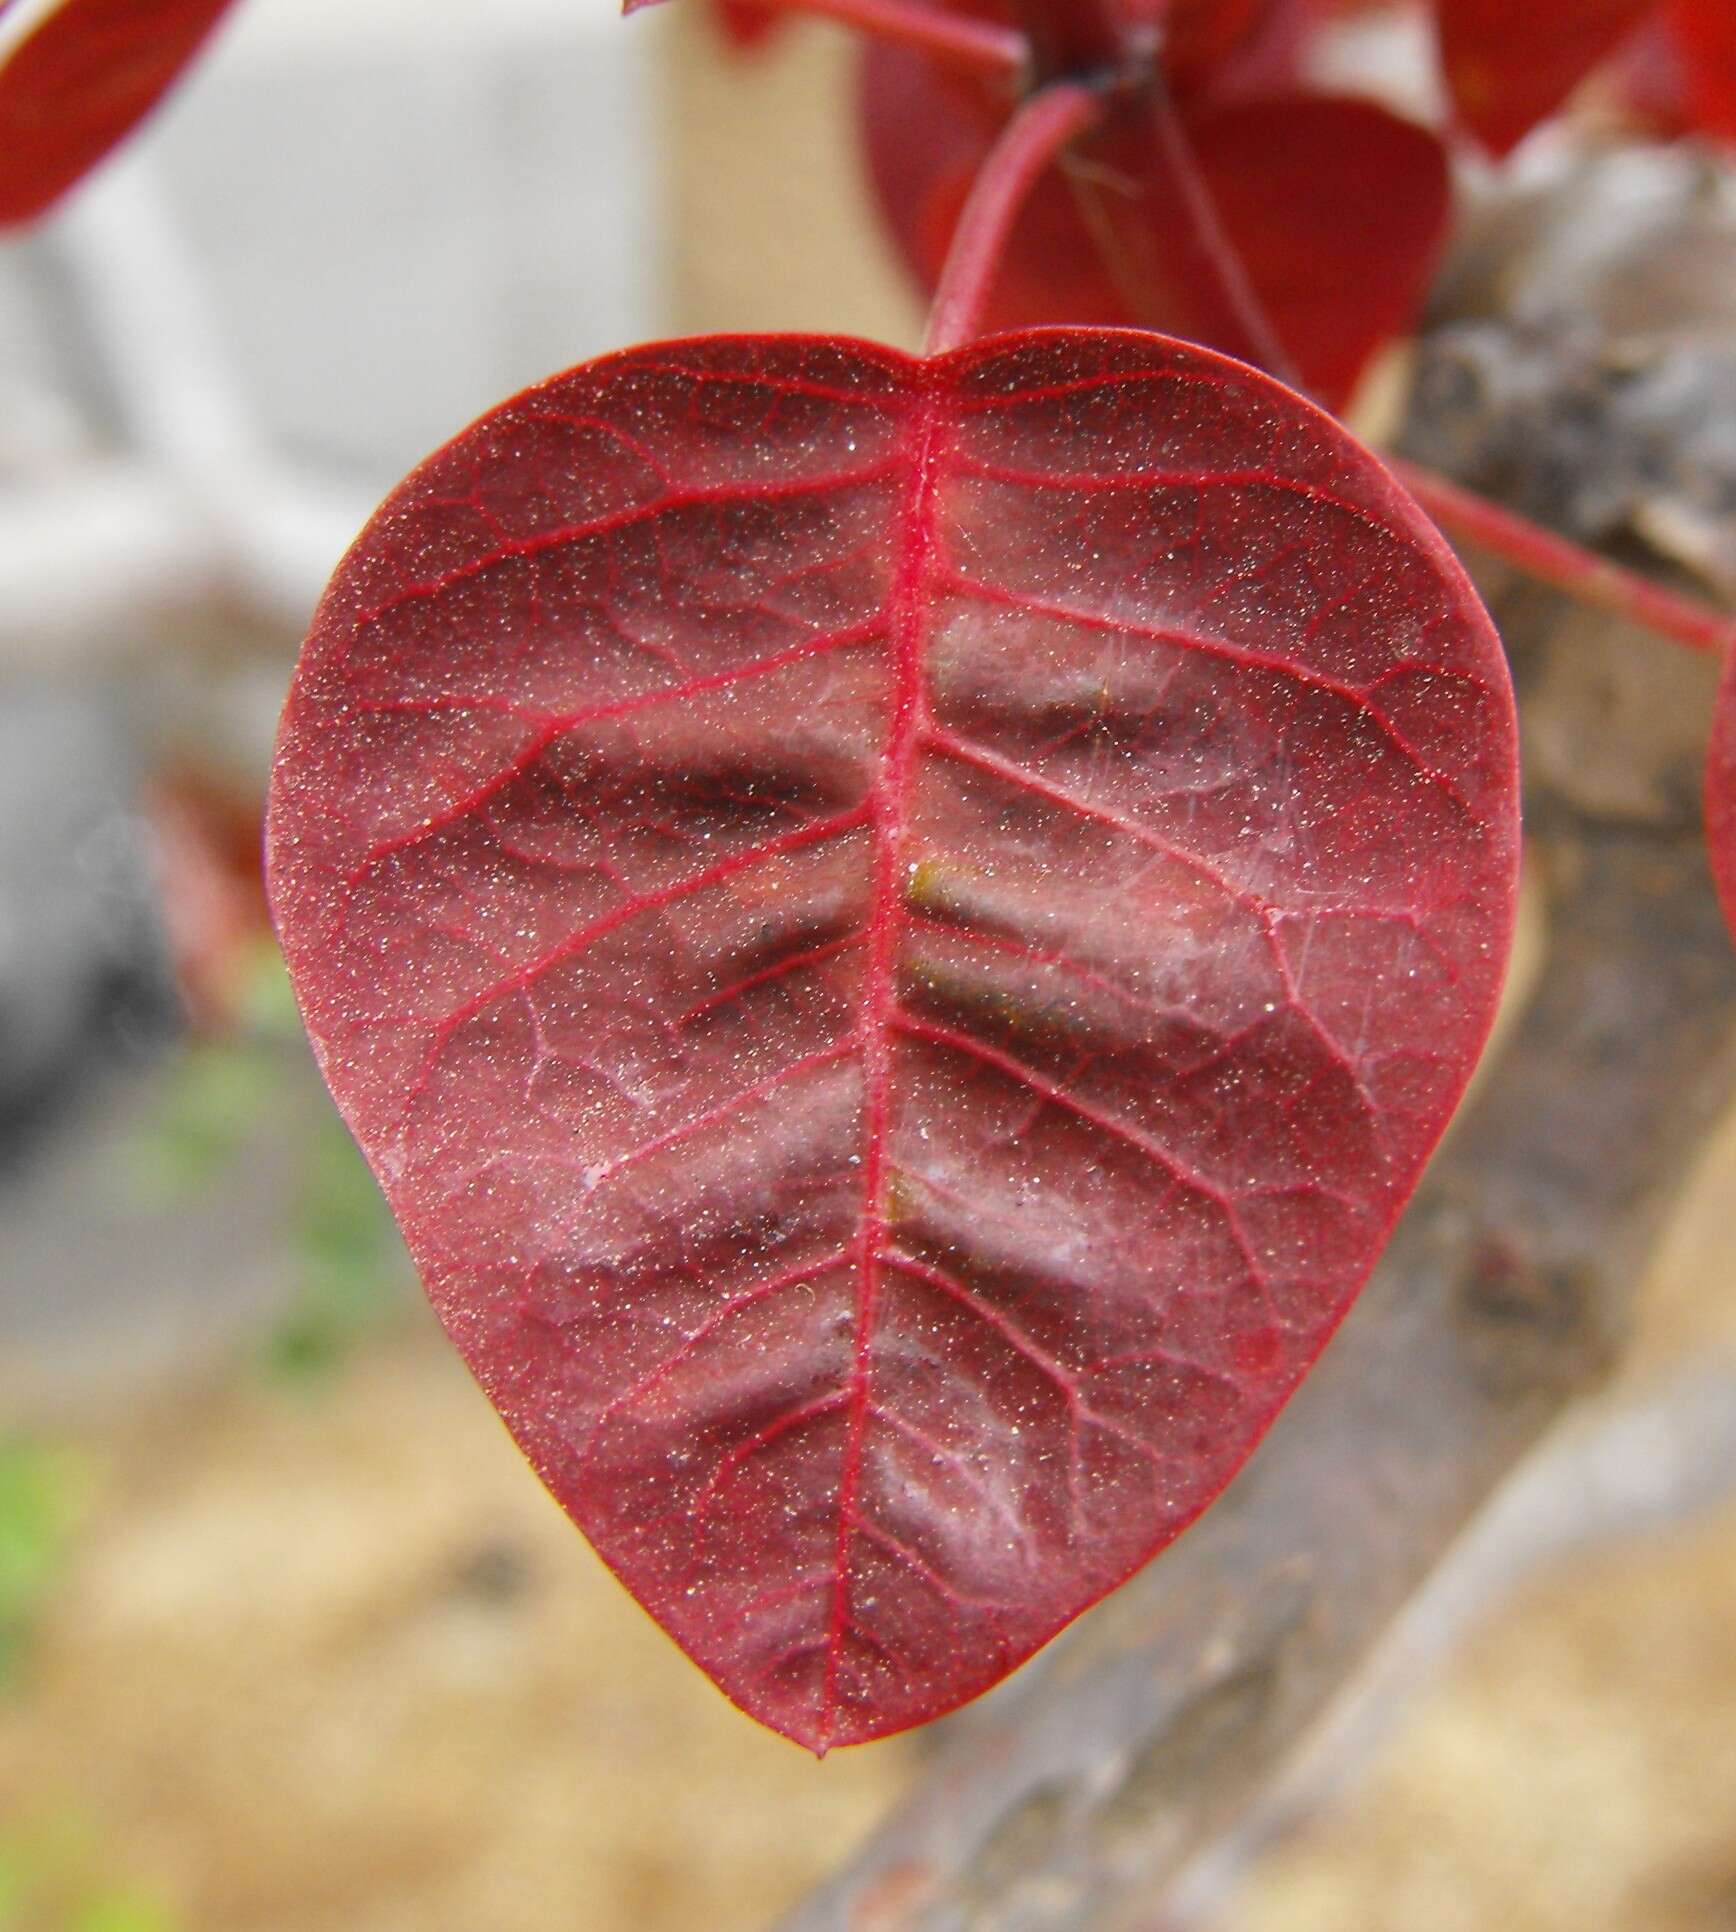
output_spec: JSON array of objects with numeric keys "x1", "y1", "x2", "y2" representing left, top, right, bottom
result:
[
  {"x1": 1392, "y1": 457, "x2": 1734, "y2": 657},
  {"x1": 924, "y1": 80, "x2": 1104, "y2": 355},
  {"x1": 1015, "y1": 0, "x2": 1123, "y2": 80},
  {"x1": 726, "y1": 0, "x2": 1027, "y2": 72}
]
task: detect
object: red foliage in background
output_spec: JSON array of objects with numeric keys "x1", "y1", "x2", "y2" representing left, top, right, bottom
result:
[
  {"x1": 848, "y1": 0, "x2": 1735, "y2": 406},
  {"x1": 1426, "y1": 0, "x2": 1736, "y2": 154},
  {"x1": 862, "y1": 39, "x2": 1449, "y2": 409},
  {"x1": 1430, "y1": 0, "x2": 1656, "y2": 156},
  {"x1": 716, "y1": 0, "x2": 785, "y2": 47},
  {"x1": 1711, "y1": 655, "x2": 1736, "y2": 944},
  {"x1": 0, "y1": 0, "x2": 239, "y2": 227},
  {"x1": 1663, "y1": 0, "x2": 1736, "y2": 143}
]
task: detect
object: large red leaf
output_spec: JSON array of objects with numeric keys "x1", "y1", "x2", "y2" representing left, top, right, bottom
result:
[
  {"x1": 267, "y1": 328, "x2": 1519, "y2": 1750},
  {"x1": 1430, "y1": 0, "x2": 1654, "y2": 156},
  {"x1": 0, "y1": 0, "x2": 239, "y2": 227},
  {"x1": 1711, "y1": 647, "x2": 1736, "y2": 947},
  {"x1": 861, "y1": 52, "x2": 1450, "y2": 410},
  {"x1": 1150, "y1": 95, "x2": 1451, "y2": 408},
  {"x1": 1670, "y1": 0, "x2": 1736, "y2": 142}
]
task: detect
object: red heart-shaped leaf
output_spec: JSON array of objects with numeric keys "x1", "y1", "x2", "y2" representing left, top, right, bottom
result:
[
  {"x1": 267, "y1": 328, "x2": 1519, "y2": 1750},
  {"x1": 1429, "y1": 0, "x2": 1654, "y2": 157},
  {"x1": 1710, "y1": 644, "x2": 1736, "y2": 947},
  {"x1": 861, "y1": 52, "x2": 1450, "y2": 410}
]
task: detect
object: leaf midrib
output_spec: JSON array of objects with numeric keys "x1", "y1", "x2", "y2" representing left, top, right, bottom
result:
[{"x1": 820, "y1": 381, "x2": 948, "y2": 1744}]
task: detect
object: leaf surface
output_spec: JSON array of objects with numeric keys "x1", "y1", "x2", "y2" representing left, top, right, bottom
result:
[
  {"x1": 1123, "y1": 0, "x2": 1309, "y2": 96},
  {"x1": 1429, "y1": 0, "x2": 1653, "y2": 156},
  {"x1": 267, "y1": 328, "x2": 1519, "y2": 1750},
  {"x1": 861, "y1": 53, "x2": 1450, "y2": 410},
  {"x1": 1669, "y1": 0, "x2": 1736, "y2": 142},
  {"x1": 0, "y1": 0, "x2": 238, "y2": 227}
]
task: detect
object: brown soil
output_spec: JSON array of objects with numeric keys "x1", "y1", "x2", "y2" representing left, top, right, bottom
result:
[
  {"x1": 0, "y1": 1310, "x2": 912, "y2": 1932},
  {"x1": 1235, "y1": 1100, "x2": 1736, "y2": 1932}
]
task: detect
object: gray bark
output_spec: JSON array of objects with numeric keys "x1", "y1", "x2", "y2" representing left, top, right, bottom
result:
[{"x1": 782, "y1": 140, "x2": 1736, "y2": 1932}]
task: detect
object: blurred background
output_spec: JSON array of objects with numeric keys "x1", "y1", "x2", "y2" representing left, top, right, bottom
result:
[{"x1": 1, "y1": 3, "x2": 1734, "y2": 1929}]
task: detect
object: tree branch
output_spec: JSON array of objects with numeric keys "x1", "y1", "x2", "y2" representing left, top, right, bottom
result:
[
  {"x1": 783, "y1": 671, "x2": 1736, "y2": 1927},
  {"x1": 1158, "y1": 1359, "x2": 1736, "y2": 1926}
]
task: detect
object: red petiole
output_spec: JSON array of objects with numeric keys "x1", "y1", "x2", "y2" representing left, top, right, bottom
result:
[
  {"x1": 1392, "y1": 458, "x2": 1734, "y2": 657},
  {"x1": 924, "y1": 78, "x2": 1105, "y2": 354}
]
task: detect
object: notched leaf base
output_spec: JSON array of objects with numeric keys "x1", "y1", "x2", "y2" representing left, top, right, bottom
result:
[{"x1": 267, "y1": 328, "x2": 1520, "y2": 1751}]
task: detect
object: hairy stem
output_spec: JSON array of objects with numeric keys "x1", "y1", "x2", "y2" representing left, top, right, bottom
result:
[
  {"x1": 722, "y1": 0, "x2": 1027, "y2": 72},
  {"x1": 1394, "y1": 457, "x2": 1734, "y2": 657},
  {"x1": 924, "y1": 80, "x2": 1103, "y2": 355}
]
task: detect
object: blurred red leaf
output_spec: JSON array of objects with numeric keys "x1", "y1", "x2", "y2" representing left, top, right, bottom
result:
[
  {"x1": 716, "y1": 0, "x2": 785, "y2": 45},
  {"x1": 268, "y1": 327, "x2": 1518, "y2": 1748},
  {"x1": 1710, "y1": 648, "x2": 1736, "y2": 950},
  {"x1": 1669, "y1": 0, "x2": 1736, "y2": 141},
  {"x1": 1175, "y1": 94, "x2": 1451, "y2": 405},
  {"x1": 862, "y1": 44, "x2": 1450, "y2": 409},
  {"x1": 1430, "y1": 0, "x2": 1654, "y2": 156},
  {"x1": 145, "y1": 769, "x2": 271, "y2": 1032},
  {"x1": 1616, "y1": 14, "x2": 1693, "y2": 138},
  {"x1": 0, "y1": 0, "x2": 240, "y2": 227},
  {"x1": 1126, "y1": 0, "x2": 1311, "y2": 96}
]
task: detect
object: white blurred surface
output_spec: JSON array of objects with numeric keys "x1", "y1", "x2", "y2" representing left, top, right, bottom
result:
[
  {"x1": 0, "y1": 0, "x2": 666, "y2": 637},
  {"x1": 144, "y1": 0, "x2": 663, "y2": 483}
]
